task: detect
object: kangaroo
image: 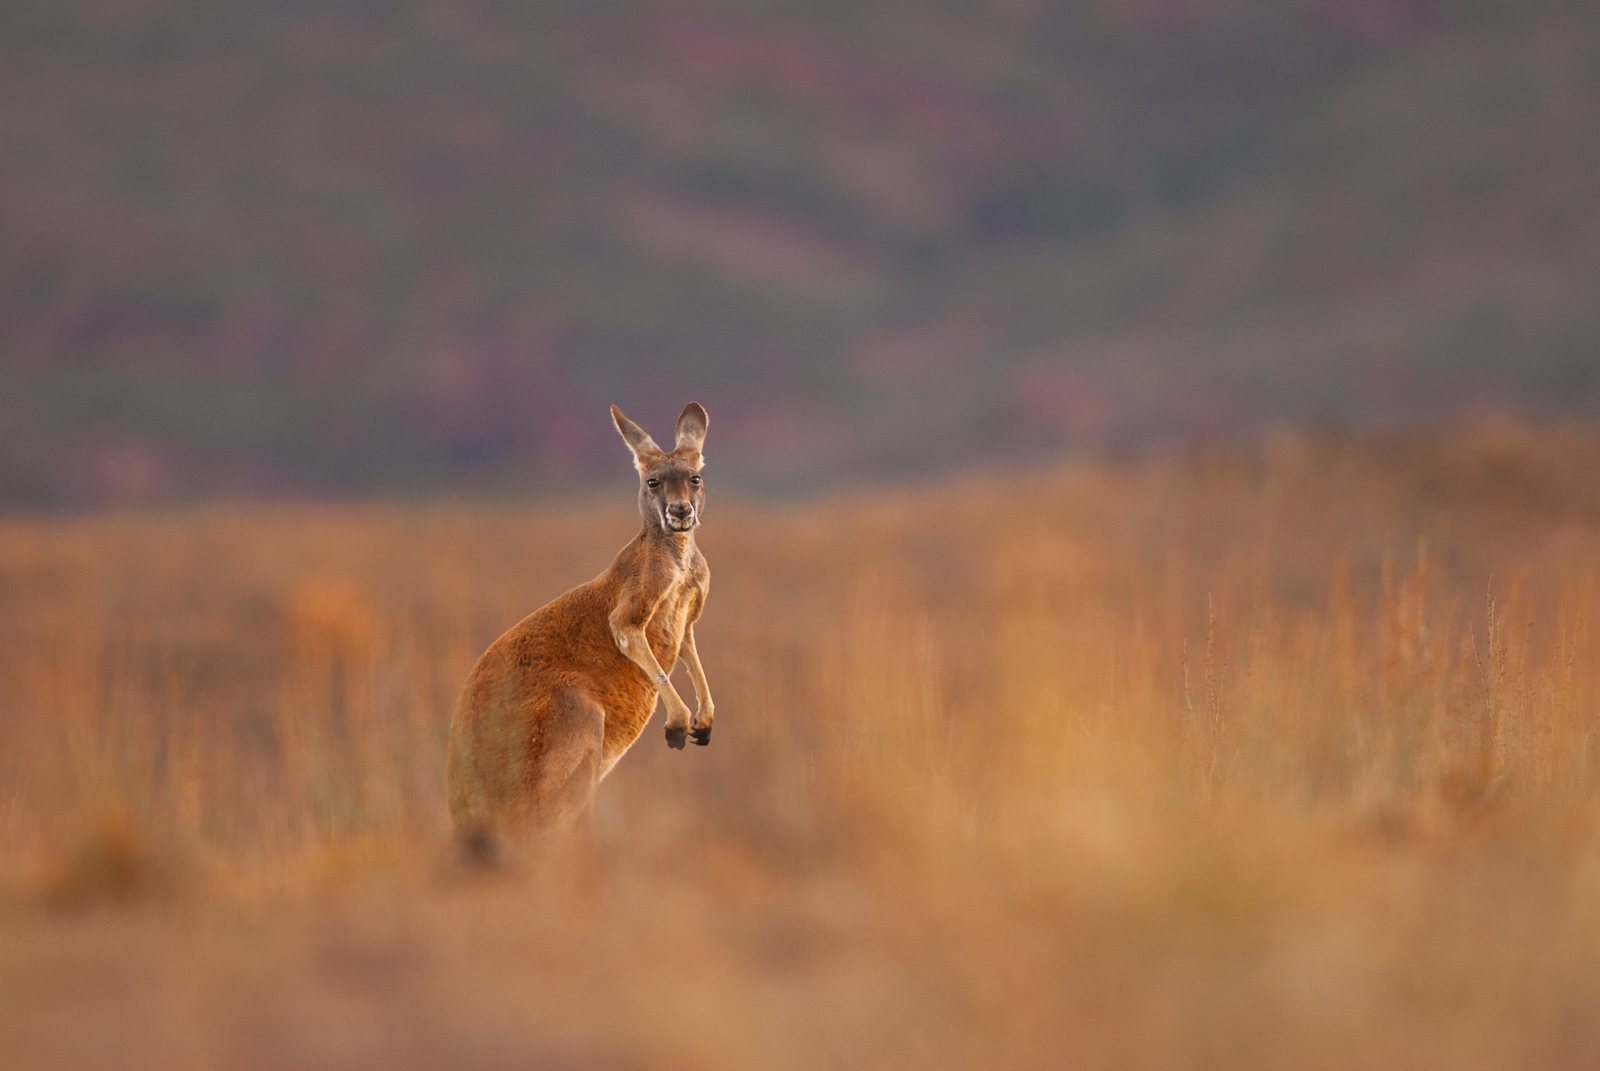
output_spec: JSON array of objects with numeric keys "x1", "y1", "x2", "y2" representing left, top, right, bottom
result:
[{"x1": 446, "y1": 402, "x2": 714, "y2": 842}]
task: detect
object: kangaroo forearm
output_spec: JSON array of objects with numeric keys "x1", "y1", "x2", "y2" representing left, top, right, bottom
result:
[
  {"x1": 615, "y1": 626, "x2": 668, "y2": 685},
  {"x1": 680, "y1": 631, "x2": 714, "y2": 713},
  {"x1": 684, "y1": 660, "x2": 712, "y2": 710},
  {"x1": 614, "y1": 626, "x2": 693, "y2": 719}
]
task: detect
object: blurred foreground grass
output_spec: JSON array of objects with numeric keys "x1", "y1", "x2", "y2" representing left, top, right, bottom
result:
[{"x1": 5, "y1": 422, "x2": 1600, "y2": 1070}]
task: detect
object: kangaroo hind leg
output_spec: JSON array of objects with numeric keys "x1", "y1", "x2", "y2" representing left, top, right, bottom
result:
[{"x1": 534, "y1": 689, "x2": 607, "y2": 838}]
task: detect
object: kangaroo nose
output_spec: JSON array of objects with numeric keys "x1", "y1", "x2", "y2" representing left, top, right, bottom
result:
[{"x1": 669, "y1": 503, "x2": 692, "y2": 518}]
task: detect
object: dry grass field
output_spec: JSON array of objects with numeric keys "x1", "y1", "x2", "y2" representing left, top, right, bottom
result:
[{"x1": 5, "y1": 422, "x2": 1600, "y2": 1070}]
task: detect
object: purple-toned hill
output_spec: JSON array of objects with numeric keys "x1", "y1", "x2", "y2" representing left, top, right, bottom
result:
[{"x1": 1, "y1": 0, "x2": 1596, "y2": 503}]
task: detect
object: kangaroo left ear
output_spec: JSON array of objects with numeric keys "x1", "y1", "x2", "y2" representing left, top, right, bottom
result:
[{"x1": 674, "y1": 402, "x2": 708, "y2": 460}]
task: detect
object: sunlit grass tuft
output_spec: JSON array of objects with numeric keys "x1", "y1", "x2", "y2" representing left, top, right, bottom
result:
[{"x1": 4, "y1": 424, "x2": 1600, "y2": 1069}]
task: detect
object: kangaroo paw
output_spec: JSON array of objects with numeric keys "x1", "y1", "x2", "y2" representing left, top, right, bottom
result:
[
  {"x1": 690, "y1": 724, "x2": 712, "y2": 746},
  {"x1": 665, "y1": 724, "x2": 687, "y2": 749}
]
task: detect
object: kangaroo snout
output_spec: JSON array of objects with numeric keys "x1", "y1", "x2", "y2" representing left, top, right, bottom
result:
[{"x1": 666, "y1": 502, "x2": 696, "y2": 529}]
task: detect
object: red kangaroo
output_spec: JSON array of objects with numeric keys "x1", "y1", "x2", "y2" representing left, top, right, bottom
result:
[{"x1": 446, "y1": 403, "x2": 714, "y2": 839}]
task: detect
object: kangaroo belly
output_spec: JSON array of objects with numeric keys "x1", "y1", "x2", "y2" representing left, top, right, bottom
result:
[{"x1": 645, "y1": 583, "x2": 696, "y2": 668}]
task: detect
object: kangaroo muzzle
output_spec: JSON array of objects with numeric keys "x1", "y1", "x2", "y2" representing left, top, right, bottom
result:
[{"x1": 665, "y1": 502, "x2": 696, "y2": 531}]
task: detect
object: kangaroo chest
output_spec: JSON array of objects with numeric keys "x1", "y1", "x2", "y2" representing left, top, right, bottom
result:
[{"x1": 645, "y1": 575, "x2": 698, "y2": 667}]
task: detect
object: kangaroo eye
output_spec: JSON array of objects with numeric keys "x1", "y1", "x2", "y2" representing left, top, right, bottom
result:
[
  {"x1": 689, "y1": 475, "x2": 701, "y2": 485},
  {"x1": 646, "y1": 478, "x2": 659, "y2": 488}
]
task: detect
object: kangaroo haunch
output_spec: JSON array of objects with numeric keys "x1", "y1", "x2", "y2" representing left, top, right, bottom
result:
[{"x1": 446, "y1": 402, "x2": 714, "y2": 839}]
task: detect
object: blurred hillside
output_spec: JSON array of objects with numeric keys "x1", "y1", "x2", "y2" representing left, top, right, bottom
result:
[{"x1": 2, "y1": 0, "x2": 1597, "y2": 503}]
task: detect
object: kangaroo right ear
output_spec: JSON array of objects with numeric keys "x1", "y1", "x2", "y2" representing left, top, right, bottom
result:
[{"x1": 612, "y1": 405, "x2": 664, "y2": 469}]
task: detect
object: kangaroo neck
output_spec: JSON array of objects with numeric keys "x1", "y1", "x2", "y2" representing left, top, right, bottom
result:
[{"x1": 641, "y1": 521, "x2": 695, "y2": 559}]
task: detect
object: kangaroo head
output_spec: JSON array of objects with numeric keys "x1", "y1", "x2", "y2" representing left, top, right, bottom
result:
[{"x1": 611, "y1": 402, "x2": 708, "y2": 534}]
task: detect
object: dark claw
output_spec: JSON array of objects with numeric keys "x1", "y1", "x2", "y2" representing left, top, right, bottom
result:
[
  {"x1": 690, "y1": 724, "x2": 712, "y2": 746},
  {"x1": 665, "y1": 724, "x2": 687, "y2": 749}
]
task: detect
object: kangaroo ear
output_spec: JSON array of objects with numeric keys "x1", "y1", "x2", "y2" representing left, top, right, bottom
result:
[
  {"x1": 674, "y1": 402, "x2": 708, "y2": 460},
  {"x1": 612, "y1": 406, "x2": 664, "y2": 469}
]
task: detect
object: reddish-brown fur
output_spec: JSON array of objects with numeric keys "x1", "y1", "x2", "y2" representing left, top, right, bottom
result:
[{"x1": 446, "y1": 403, "x2": 714, "y2": 839}]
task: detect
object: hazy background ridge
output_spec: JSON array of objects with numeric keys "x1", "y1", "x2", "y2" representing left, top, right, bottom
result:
[{"x1": 3, "y1": 0, "x2": 1597, "y2": 504}]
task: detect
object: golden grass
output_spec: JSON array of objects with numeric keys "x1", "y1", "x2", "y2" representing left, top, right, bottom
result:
[{"x1": 5, "y1": 422, "x2": 1600, "y2": 1069}]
